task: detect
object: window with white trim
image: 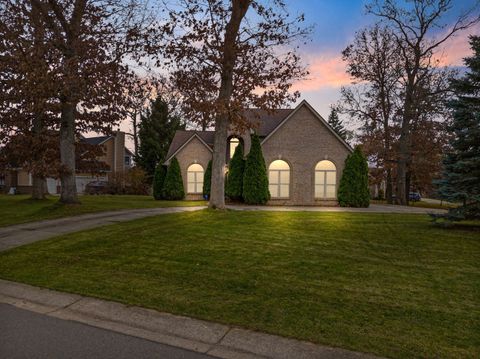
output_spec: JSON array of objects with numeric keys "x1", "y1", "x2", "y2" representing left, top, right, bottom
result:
[
  {"x1": 187, "y1": 164, "x2": 204, "y2": 194},
  {"x1": 268, "y1": 160, "x2": 290, "y2": 198},
  {"x1": 315, "y1": 160, "x2": 336, "y2": 199}
]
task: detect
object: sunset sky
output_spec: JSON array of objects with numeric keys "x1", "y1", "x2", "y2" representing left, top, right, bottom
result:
[
  {"x1": 118, "y1": 0, "x2": 479, "y2": 150},
  {"x1": 288, "y1": 0, "x2": 479, "y2": 116}
]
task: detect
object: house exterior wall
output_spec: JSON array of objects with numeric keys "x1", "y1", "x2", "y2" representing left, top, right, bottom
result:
[
  {"x1": 103, "y1": 138, "x2": 115, "y2": 175},
  {"x1": 170, "y1": 136, "x2": 212, "y2": 200},
  {"x1": 167, "y1": 103, "x2": 351, "y2": 205},
  {"x1": 261, "y1": 105, "x2": 351, "y2": 206},
  {"x1": 114, "y1": 131, "x2": 126, "y2": 172},
  {"x1": 17, "y1": 170, "x2": 31, "y2": 186}
]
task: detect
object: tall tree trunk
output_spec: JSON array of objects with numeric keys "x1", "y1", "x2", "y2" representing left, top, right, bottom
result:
[
  {"x1": 385, "y1": 167, "x2": 393, "y2": 204},
  {"x1": 59, "y1": 99, "x2": 79, "y2": 204},
  {"x1": 210, "y1": 116, "x2": 229, "y2": 208},
  {"x1": 209, "y1": 0, "x2": 251, "y2": 209},
  {"x1": 31, "y1": 115, "x2": 47, "y2": 200},
  {"x1": 405, "y1": 169, "x2": 411, "y2": 205},
  {"x1": 395, "y1": 75, "x2": 415, "y2": 206},
  {"x1": 32, "y1": 176, "x2": 47, "y2": 199},
  {"x1": 395, "y1": 134, "x2": 409, "y2": 205},
  {"x1": 30, "y1": 4, "x2": 47, "y2": 200}
]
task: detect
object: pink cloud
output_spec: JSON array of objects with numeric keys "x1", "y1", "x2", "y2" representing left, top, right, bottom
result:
[
  {"x1": 434, "y1": 24, "x2": 479, "y2": 67},
  {"x1": 293, "y1": 54, "x2": 351, "y2": 92}
]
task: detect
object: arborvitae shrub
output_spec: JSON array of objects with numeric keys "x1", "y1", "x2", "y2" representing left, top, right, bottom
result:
[
  {"x1": 153, "y1": 164, "x2": 166, "y2": 200},
  {"x1": 225, "y1": 144, "x2": 245, "y2": 201},
  {"x1": 162, "y1": 157, "x2": 185, "y2": 200},
  {"x1": 338, "y1": 146, "x2": 370, "y2": 207},
  {"x1": 203, "y1": 160, "x2": 212, "y2": 198},
  {"x1": 243, "y1": 133, "x2": 270, "y2": 204}
]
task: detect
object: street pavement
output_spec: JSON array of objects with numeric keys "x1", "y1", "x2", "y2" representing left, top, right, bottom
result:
[{"x1": 0, "y1": 303, "x2": 213, "y2": 359}]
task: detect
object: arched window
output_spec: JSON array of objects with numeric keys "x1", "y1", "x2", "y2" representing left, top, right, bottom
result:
[
  {"x1": 269, "y1": 160, "x2": 290, "y2": 198},
  {"x1": 315, "y1": 160, "x2": 336, "y2": 199},
  {"x1": 228, "y1": 137, "x2": 240, "y2": 160},
  {"x1": 187, "y1": 163, "x2": 204, "y2": 194}
]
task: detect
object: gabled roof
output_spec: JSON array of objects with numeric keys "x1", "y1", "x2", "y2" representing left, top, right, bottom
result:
[
  {"x1": 80, "y1": 135, "x2": 112, "y2": 146},
  {"x1": 165, "y1": 131, "x2": 214, "y2": 162},
  {"x1": 165, "y1": 101, "x2": 352, "y2": 161},
  {"x1": 261, "y1": 100, "x2": 353, "y2": 153},
  {"x1": 242, "y1": 109, "x2": 294, "y2": 136}
]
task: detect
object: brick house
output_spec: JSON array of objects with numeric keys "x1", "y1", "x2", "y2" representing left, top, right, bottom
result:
[
  {"x1": 1, "y1": 131, "x2": 134, "y2": 195},
  {"x1": 165, "y1": 100, "x2": 352, "y2": 205}
]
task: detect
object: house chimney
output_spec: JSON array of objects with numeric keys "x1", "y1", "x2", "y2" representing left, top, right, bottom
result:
[{"x1": 114, "y1": 131, "x2": 125, "y2": 172}]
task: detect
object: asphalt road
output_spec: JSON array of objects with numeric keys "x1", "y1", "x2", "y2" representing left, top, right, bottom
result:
[{"x1": 0, "y1": 304, "x2": 214, "y2": 359}]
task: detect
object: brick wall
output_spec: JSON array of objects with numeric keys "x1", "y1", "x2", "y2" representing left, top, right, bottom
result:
[
  {"x1": 261, "y1": 105, "x2": 351, "y2": 205},
  {"x1": 168, "y1": 103, "x2": 351, "y2": 205},
  {"x1": 170, "y1": 136, "x2": 213, "y2": 200}
]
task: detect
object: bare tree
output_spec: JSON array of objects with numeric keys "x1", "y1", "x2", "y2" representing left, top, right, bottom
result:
[
  {"x1": 125, "y1": 75, "x2": 159, "y2": 157},
  {"x1": 340, "y1": 25, "x2": 403, "y2": 203},
  {"x1": 367, "y1": 0, "x2": 480, "y2": 204}
]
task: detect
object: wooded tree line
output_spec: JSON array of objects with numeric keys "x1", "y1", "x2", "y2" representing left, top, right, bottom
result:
[
  {"x1": 0, "y1": 0, "x2": 309, "y2": 209},
  {"x1": 1, "y1": 0, "x2": 478, "y2": 209},
  {"x1": 339, "y1": 0, "x2": 479, "y2": 205}
]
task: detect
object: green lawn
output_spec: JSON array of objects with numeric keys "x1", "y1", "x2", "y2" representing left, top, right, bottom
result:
[
  {"x1": 0, "y1": 210, "x2": 479, "y2": 358},
  {"x1": 0, "y1": 194, "x2": 206, "y2": 227}
]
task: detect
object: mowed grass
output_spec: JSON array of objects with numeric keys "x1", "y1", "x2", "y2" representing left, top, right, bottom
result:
[
  {"x1": 0, "y1": 210, "x2": 479, "y2": 358},
  {"x1": 0, "y1": 194, "x2": 206, "y2": 227}
]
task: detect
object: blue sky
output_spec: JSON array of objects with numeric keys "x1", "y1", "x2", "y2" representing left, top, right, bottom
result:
[
  {"x1": 117, "y1": 0, "x2": 479, "y2": 149},
  {"x1": 283, "y1": 0, "x2": 479, "y2": 117}
]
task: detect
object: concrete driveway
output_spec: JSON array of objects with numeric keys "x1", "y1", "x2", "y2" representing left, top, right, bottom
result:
[
  {"x1": 228, "y1": 203, "x2": 446, "y2": 214},
  {"x1": 0, "y1": 206, "x2": 206, "y2": 252},
  {"x1": 0, "y1": 203, "x2": 444, "y2": 253}
]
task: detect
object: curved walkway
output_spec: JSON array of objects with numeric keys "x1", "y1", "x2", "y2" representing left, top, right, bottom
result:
[
  {"x1": 0, "y1": 206, "x2": 206, "y2": 252},
  {"x1": 0, "y1": 203, "x2": 444, "y2": 253},
  {"x1": 228, "y1": 203, "x2": 446, "y2": 214}
]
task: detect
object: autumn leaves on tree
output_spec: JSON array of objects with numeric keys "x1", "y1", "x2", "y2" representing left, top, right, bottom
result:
[
  {"x1": 158, "y1": 0, "x2": 310, "y2": 209},
  {"x1": 1, "y1": 0, "x2": 478, "y2": 209},
  {"x1": 1, "y1": 0, "x2": 150, "y2": 203},
  {"x1": 341, "y1": 0, "x2": 479, "y2": 204}
]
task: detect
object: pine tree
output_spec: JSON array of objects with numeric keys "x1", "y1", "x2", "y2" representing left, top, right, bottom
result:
[
  {"x1": 328, "y1": 106, "x2": 349, "y2": 141},
  {"x1": 435, "y1": 36, "x2": 480, "y2": 221},
  {"x1": 225, "y1": 143, "x2": 245, "y2": 201},
  {"x1": 243, "y1": 134, "x2": 270, "y2": 204},
  {"x1": 338, "y1": 146, "x2": 370, "y2": 207},
  {"x1": 203, "y1": 160, "x2": 212, "y2": 198},
  {"x1": 153, "y1": 164, "x2": 166, "y2": 200},
  {"x1": 137, "y1": 96, "x2": 184, "y2": 178},
  {"x1": 162, "y1": 157, "x2": 185, "y2": 200}
]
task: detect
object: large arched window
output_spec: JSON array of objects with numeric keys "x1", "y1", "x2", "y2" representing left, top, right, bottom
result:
[
  {"x1": 269, "y1": 160, "x2": 290, "y2": 198},
  {"x1": 229, "y1": 137, "x2": 240, "y2": 159},
  {"x1": 187, "y1": 163, "x2": 204, "y2": 194},
  {"x1": 315, "y1": 160, "x2": 336, "y2": 199}
]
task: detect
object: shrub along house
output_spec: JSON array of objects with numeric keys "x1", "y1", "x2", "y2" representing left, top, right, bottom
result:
[{"x1": 165, "y1": 100, "x2": 353, "y2": 205}]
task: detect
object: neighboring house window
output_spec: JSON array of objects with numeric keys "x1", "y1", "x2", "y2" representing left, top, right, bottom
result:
[
  {"x1": 125, "y1": 156, "x2": 131, "y2": 167},
  {"x1": 187, "y1": 163, "x2": 204, "y2": 194},
  {"x1": 229, "y1": 137, "x2": 240, "y2": 160},
  {"x1": 315, "y1": 160, "x2": 336, "y2": 199},
  {"x1": 269, "y1": 160, "x2": 290, "y2": 198}
]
